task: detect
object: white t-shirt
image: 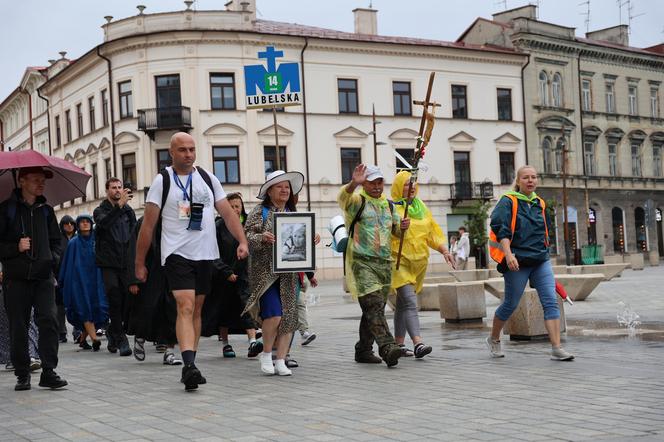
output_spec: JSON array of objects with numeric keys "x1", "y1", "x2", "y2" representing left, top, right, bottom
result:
[{"x1": 146, "y1": 166, "x2": 226, "y2": 265}]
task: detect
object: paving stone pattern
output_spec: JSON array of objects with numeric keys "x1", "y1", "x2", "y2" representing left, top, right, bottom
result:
[{"x1": 1, "y1": 267, "x2": 663, "y2": 441}]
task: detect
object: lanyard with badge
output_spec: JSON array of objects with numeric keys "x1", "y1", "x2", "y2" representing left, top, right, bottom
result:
[{"x1": 173, "y1": 170, "x2": 203, "y2": 231}]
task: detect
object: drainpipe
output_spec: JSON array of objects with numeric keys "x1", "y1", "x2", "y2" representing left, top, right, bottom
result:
[
  {"x1": 520, "y1": 53, "x2": 531, "y2": 165},
  {"x1": 37, "y1": 87, "x2": 51, "y2": 155},
  {"x1": 300, "y1": 36, "x2": 311, "y2": 210},
  {"x1": 577, "y1": 50, "x2": 591, "y2": 247},
  {"x1": 97, "y1": 46, "x2": 117, "y2": 176},
  {"x1": 21, "y1": 88, "x2": 34, "y2": 150}
]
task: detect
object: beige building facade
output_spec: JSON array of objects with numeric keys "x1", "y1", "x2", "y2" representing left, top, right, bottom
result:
[{"x1": 459, "y1": 5, "x2": 664, "y2": 266}]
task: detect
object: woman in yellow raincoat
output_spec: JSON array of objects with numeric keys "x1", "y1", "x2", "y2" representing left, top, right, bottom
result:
[{"x1": 390, "y1": 171, "x2": 455, "y2": 358}]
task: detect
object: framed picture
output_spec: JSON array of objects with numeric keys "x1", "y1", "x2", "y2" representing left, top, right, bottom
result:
[{"x1": 272, "y1": 212, "x2": 316, "y2": 273}]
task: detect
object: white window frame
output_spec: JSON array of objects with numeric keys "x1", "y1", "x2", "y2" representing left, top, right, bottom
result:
[{"x1": 582, "y1": 80, "x2": 592, "y2": 111}]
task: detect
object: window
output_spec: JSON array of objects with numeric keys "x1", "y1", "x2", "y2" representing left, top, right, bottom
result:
[
  {"x1": 612, "y1": 207, "x2": 625, "y2": 253},
  {"x1": 539, "y1": 71, "x2": 549, "y2": 106},
  {"x1": 582, "y1": 80, "x2": 592, "y2": 111},
  {"x1": 393, "y1": 81, "x2": 411, "y2": 116},
  {"x1": 104, "y1": 158, "x2": 112, "y2": 183},
  {"x1": 212, "y1": 146, "x2": 240, "y2": 184},
  {"x1": 583, "y1": 141, "x2": 595, "y2": 176},
  {"x1": 121, "y1": 153, "x2": 137, "y2": 190},
  {"x1": 91, "y1": 163, "x2": 99, "y2": 199},
  {"x1": 542, "y1": 137, "x2": 553, "y2": 173},
  {"x1": 628, "y1": 85, "x2": 638, "y2": 115},
  {"x1": 118, "y1": 81, "x2": 133, "y2": 119},
  {"x1": 54, "y1": 115, "x2": 61, "y2": 147},
  {"x1": 396, "y1": 148, "x2": 414, "y2": 172},
  {"x1": 552, "y1": 73, "x2": 562, "y2": 107},
  {"x1": 608, "y1": 143, "x2": 618, "y2": 176},
  {"x1": 605, "y1": 82, "x2": 615, "y2": 113},
  {"x1": 157, "y1": 149, "x2": 170, "y2": 172},
  {"x1": 453, "y1": 151, "x2": 471, "y2": 198},
  {"x1": 631, "y1": 143, "x2": 642, "y2": 176},
  {"x1": 653, "y1": 145, "x2": 662, "y2": 177},
  {"x1": 497, "y1": 88, "x2": 512, "y2": 121},
  {"x1": 264, "y1": 146, "x2": 287, "y2": 175},
  {"x1": 88, "y1": 96, "x2": 96, "y2": 132},
  {"x1": 101, "y1": 89, "x2": 109, "y2": 126},
  {"x1": 635, "y1": 207, "x2": 647, "y2": 251},
  {"x1": 340, "y1": 148, "x2": 361, "y2": 183},
  {"x1": 338, "y1": 79, "x2": 358, "y2": 114},
  {"x1": 451, "y1": 85, "x2": 467, "y2": 119},
  {"x1": 210, "y1": 73, "x2": 236, "y2": 110},
  {"x1": 499, "y1": 152, "x2": 515, "y2": 185},
  {"x1": 555, "y1": 138, "x2": 565, "y2": 173},
  {"x1": 65, "y1": 110, "x2": 72, "y2": 143},
  {"x1": 76, "y1": 103, "x2": 83, "y2": 138},
  {"x1": 651, "y1": 88, "x2": 660, "y2": 118}
]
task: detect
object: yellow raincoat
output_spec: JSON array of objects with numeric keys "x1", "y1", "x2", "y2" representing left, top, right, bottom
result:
[{"x1": 390, "y1": 171, "x2": 446, "y2": 294}]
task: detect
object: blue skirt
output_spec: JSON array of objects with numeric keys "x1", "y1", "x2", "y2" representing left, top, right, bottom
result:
[{"x1": 259, "y1": 280, "x2": 283, "y2": 319}]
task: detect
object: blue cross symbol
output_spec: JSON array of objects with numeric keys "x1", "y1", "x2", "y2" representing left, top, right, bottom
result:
[{"x1": 258, "y1": 46, "x2": 284, "y2": 73}]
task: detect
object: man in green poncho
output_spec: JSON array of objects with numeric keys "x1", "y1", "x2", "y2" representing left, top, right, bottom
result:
[{"x1": 338, "y1": 164, "x2": 410, "y2": 367}]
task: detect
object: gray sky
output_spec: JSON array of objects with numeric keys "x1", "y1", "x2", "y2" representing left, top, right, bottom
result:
[{"x1": 1, "y1": 0, "x2": 662, "y2": 101}]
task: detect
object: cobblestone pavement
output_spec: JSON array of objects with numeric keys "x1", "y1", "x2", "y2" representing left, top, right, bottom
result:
[{"x1": 1, "y1": 267, "x2": 663, "y2": 441}]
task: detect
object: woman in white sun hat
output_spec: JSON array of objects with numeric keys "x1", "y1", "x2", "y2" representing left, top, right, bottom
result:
[{"x1": 242, "y1": 170, "x2": 313, "y2": 376}]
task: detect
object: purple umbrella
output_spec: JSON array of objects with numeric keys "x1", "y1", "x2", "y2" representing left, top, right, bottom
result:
[{"x1": 0, "y1": 150, "x2": 91, "y2": 206}]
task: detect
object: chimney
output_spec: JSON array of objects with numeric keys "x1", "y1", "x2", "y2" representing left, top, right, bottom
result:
[
  {"x1": 492, "y1": 4, "x2": 537, "y2": 23},
  {"x1": 353, "y1": 8, "x2": 377, "y2": 35},
  {"x1": 586, "y1": 25, "x2": 629, "y2": 46}
]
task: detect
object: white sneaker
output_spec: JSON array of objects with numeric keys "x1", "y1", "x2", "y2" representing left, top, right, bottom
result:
[
  {"x1": 274, "y1": 359, "x2": 292, "y2": 376},
  {"x1": 551, "y1": 347, "x2": 575, "y2": 361},
  {"x1": 485, "y1": 336, "x2": 505, "y2": 358},
  {"x1": 259, "y1": 353, "x2": 275, "y2": 375}
]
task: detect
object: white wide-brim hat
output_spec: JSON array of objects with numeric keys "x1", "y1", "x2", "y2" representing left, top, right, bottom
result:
[{"x1": 257, "y1": 170, "x2": 305, "y2": 200}]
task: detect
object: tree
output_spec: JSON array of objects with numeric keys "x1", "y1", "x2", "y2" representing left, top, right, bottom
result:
[{"x1": 466, "y1": 200, "x2": 491, "y2": 269}]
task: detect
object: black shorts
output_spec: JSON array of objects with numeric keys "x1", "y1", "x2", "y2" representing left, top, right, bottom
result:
[{"x1": 164, "y1": 254, "x2": 213, "y2": 295}]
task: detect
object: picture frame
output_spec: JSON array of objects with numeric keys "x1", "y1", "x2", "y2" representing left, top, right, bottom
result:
[{"x1": 272, "y1": 212, "x2": 316, "y2": 273}]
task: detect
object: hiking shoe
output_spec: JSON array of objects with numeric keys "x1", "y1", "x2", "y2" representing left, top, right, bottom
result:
[
  {"x1": 383, "y1": 346, "x2": 403, "y2": 367},
  {"x1": 259, "y1": 353, "x2": 275, "y2": 375},
  {"x1": 485, "y1": 336, "x2": 505, "y2": 358},
  {"x1": 38, "y1": 370, "x2": 68, "y2": 389},
  {"x1": 181, "y1": 364, "x2": 203, "y2": 391},
  {"x1": 155, "y1": 343, "x2": 168, "y2": 353},
  {"x1": 15, "y1": 374, "x2": 31, "y2": 391},
  {"x1": 414, "y1": 343, "x2": 432, "y2": 359},
  {"x1": 274, "y1": 359, "x2": 292, "y2": 376},
  {"x1": 106, "y1": 334, "x2": 117, "y2": 353},
  {"x1": 118, "y1": 338, "x2": 132, "y2": 357},
  {"x1": 247, "y1": 340, "x2": 263, "y2": 358},
  {"x1": 29, "y1": 358, "x2": 42, "y2": 372},
  {"x1": 301, "y1": 331, "x2": 316, "y2": 346},
  {"x1": 398, "y1": 344, "x2": 414, "y2": 357},
  {"x1": 222, "y1": 344, "x2": 236, "y2": 358},
  {"x1": 551, "y1": 347, "x2": 575, "y2": 361},
  {"x1": 354, "y1": 352, "x2": 382, "y2": 364},
  {"x1": 92, "y1": 340, "x2": 102, "y2": 352},
  {"x1": 163, "y1": 351, "x2": 183, "y2": 365},
  {"x1": 133, "y1": 338, "x2": 146, "y2": 361}
]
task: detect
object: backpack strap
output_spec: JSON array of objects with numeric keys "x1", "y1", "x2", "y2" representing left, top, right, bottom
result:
[
  {"x1": 196, "y1": 166, "x2": 216, "y2": 201},
  {"x1": 506, "y1": 194, "x2": 518, "y2": 239},
  {"x1": 537, "y1": 196, "x2": 550, "y2": 246},
  {"x1": 261, "y1": 206, "x2": 270, "y2": 224},
  {"x1": 159, "y1": 169, "x2": 170, "y2": 217},
  {"x1": 347, "y1": 195, "x2": 366, "y2": 240}
]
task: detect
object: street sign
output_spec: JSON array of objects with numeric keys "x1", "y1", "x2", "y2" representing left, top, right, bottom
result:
[{"x1": 244, "y1": 46, "x2": 302, "y2": 109}]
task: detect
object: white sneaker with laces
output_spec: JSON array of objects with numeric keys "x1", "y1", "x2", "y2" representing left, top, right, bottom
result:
[
  {"x1": 274, "y1": 359, "x2": 292, "y2": 376},
  {"x1": 259, "y1": 353, "x2": 275, "y2": 375},
  {"x1": 485, "y1": 336, "x2": 505, "y2": 358},
  {"x1": 551, "y1": 347, "x2": 575, "y2": 361}
]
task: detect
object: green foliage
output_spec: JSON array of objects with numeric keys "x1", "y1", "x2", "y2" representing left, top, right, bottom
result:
[{"x1": 466, "y1": 200, "x2": 491, "y2": 248}]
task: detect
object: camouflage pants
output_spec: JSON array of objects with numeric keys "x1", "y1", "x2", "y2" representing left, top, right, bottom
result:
[{"x1": 355, "y1": 291, "x2": 397, "y2": 359}]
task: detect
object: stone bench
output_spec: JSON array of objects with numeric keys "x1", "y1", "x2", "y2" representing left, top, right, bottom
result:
[
  {"x1": 484, "y1": 274, "x2": 603, "y2": 302},
  {"x1": 424, "y1": 275, "x2": 456, "y2": 284},
  {"x1": 503, "y1": 289, "x2": 567, "y2": 340},
  {"x1": 450, "y1": 269, "x2": 501, "y2": 282},
  {"x1": 577, "y1": 264, "x2": 628, "y2": 281},
  {"x1": 438, "y1": 281, "x2": 486, "y2": 323},
  {"x1": 386, "y1": 282, "x2": 446, "y2": 312}
]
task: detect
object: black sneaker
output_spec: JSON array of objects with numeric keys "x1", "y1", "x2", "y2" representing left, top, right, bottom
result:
[
  {"x1": 247, "y1": 340, "x2": 263, "y2": 358},
  {"x1": 181, "y1": 364, "x2": 203, "y2": 391},
  {"x1": 107, "y1": 333, "x2": 117, "y2": 353},
  {"x1": 15, "y1": 374, "x2": 31, "y2": 391},
  {"x1": 79, "y1": 340, "x2": 92, "y2": 350},
  {"x1": 414, "y1": 343, "x2": 432, "y2": 359},
  {"x1": 38, "y1": 370, "x2": 68, "y2": 389},
  {"x1": 92, "y1": 340, "x2": 102, "y2": 352},
  {"x1": 118, "y1": 337, "x2": 132, "y2": 357}
]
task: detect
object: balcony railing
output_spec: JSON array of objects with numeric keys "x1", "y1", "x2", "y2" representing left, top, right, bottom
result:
[
  {"x1": 138, "y1": 106, "x2": 192, "y2": 140},
  {"x1": 449, "y1": 181, "x2": 494, "y2": 204}
]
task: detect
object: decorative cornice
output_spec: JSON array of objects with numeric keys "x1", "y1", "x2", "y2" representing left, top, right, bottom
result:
[
  {"x1": 603, "y1": 73, "x2": 618, "y2": 80},
  {"x1": 626, "y1": 76, "x2": 641, "y2": 83},
  {"x1": 534, "y1": 56, "x2": 568, "y2": 66},
  {"x1": 580, "y1": 70, "x2": 595, "y2": 77}
]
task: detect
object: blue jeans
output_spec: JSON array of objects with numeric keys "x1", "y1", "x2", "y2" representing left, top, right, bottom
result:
[{"x1": 495, "y1": 260, "x2": 560, "y2": 321}]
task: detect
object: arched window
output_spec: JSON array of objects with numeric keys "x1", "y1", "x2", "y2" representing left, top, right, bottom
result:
[
  {"x1": 555, "y1": 137, "x2": 565, "y2": 173},
  {"x1": 612, "y1": 207, "x2": 625, "y2": 253},
  {"x1": 539, "y1": 71, "x2": 549, "y2": 106},
  {"x1": 542, "y1": 137, "x2": 553, "y2": 173},
  {"x1": 552, "y1": 73, "x2": 562, "y2": 107},
  {"x1": 635, "y1": 207, "x2": 647, "y2": 251}
]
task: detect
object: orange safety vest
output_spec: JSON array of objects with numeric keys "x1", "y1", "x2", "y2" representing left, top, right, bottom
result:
[{"x1": 488, "y1": 194, "x2": 549, "y2": 264}]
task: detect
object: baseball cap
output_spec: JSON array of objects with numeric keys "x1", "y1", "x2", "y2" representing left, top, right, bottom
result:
[{"x1": 365, "y1": 165, "x2": 383, "y2": 182}]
